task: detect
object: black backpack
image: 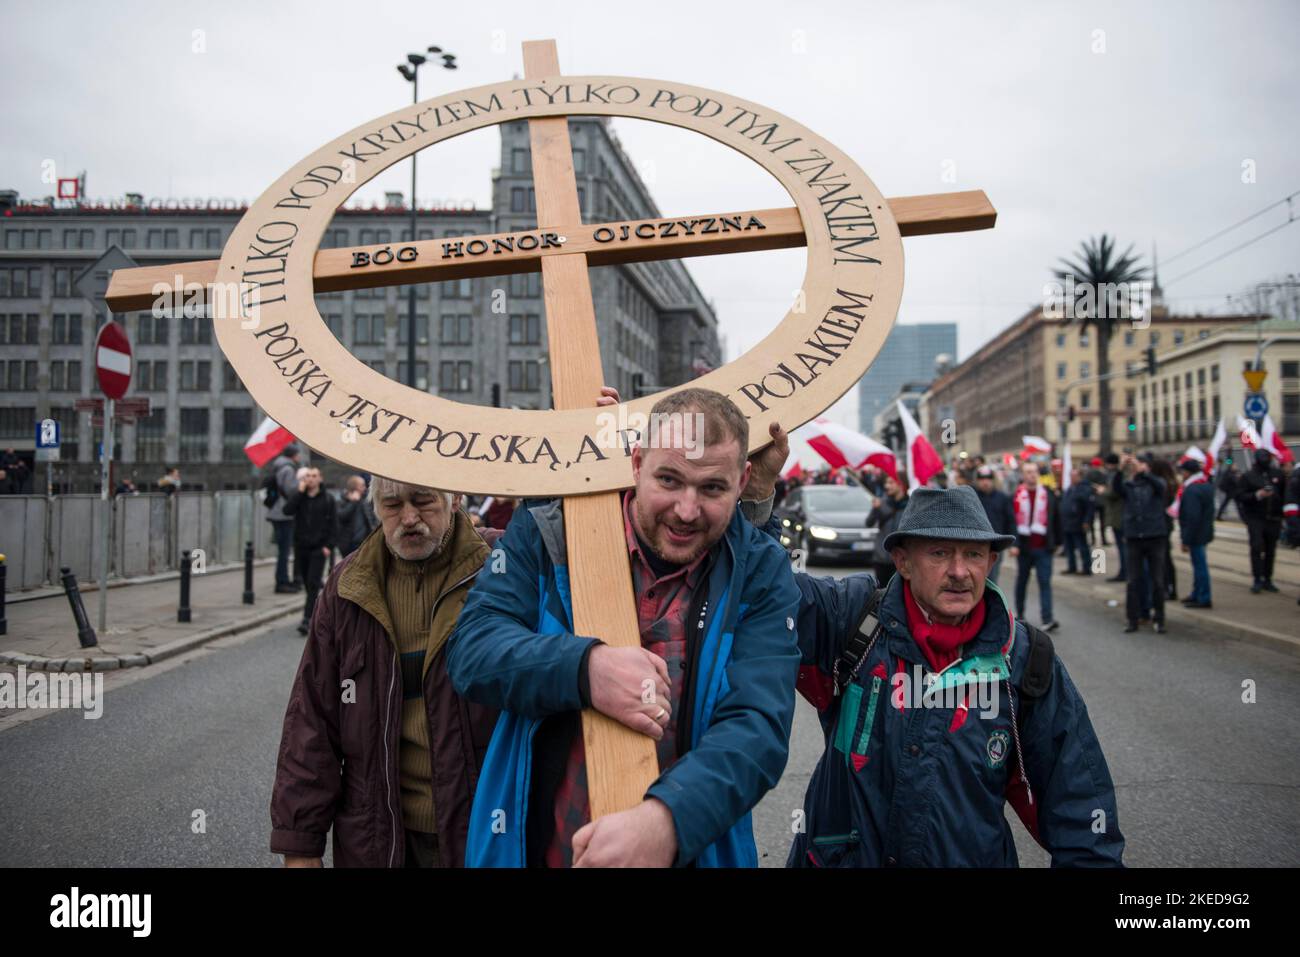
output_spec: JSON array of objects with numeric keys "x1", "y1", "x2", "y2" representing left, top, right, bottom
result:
[{"x1": 261, "y1": 469, "x2": 280, "y2": 509}]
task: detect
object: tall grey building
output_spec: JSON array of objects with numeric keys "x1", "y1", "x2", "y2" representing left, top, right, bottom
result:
[
  {"x1": 0, "y1": 117, "x2": 720, "y2": 491},
  {"x1": 857, "y1": 323, "x2": 957, "y2": 437}
]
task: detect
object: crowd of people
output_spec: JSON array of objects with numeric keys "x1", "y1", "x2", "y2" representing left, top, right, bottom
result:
[{"x1": 775, "y1": 442, "x2": 1300, "y2": 636}]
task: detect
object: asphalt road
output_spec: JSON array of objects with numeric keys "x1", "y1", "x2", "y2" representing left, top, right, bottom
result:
[{"x1": 2, "y1": 559, "x2": 1297, "y2": 867}]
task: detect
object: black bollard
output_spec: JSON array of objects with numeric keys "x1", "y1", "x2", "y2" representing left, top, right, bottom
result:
[
  {"x1": 178, "y1": 550, "x2": 193, "y2": 623},
  {"x1": 242, "y1": 541, "x2": 255, "y2": 605},
  {"x1": 0, "y1": 554, "x2": 7, "y2": 637},
  {"x1": 60, "y1": 566, "x2": 97, "y2": 647}
]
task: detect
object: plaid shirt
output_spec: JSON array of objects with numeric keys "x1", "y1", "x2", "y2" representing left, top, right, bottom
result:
[{"x1": 544, "y1": 489, "x2": 711, "y2": 867}]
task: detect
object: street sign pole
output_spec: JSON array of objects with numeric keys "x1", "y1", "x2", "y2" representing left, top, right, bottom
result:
[{"x1": 99, "y1": 397, "x2": 113, "y2": 631}]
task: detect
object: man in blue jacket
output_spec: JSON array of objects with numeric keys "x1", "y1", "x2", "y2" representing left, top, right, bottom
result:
[
  {"x1": 447, "y1": 388, "x2": 801, "y2": 867},
  {"x1": 1176, "y1": 458, "x2": 1216, "y2": 608},
  {"x1": 742, "y1": 424, "x2": 1125, "y2": 867}
]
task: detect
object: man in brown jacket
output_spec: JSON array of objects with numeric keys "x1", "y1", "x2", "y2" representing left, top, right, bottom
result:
[
  {"x1": 271, "y1": 389, "x2": 616, "y2": 867},
  {"x1": 270, "y1": 477, "x2": 505, "y2": 868}
]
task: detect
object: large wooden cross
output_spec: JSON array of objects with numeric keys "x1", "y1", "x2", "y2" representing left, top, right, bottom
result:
[{"x1": 107, "y1": 39, "x2": 994, "y2": 822}]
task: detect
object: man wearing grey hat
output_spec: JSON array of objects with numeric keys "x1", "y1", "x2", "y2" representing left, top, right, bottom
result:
[{"x1": 739, "y1": 424, "x2": 1124, "y2": 867}]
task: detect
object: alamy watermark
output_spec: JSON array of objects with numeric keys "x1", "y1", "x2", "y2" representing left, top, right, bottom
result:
[
  {"x1": 1, "y1": 666, "x2": 104, "y2": 719},
  {"x1": 1042, "y1": 275, "x2": 1155, "y2": 328}
]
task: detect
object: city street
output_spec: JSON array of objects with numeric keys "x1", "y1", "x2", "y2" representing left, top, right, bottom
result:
[{"x1": 3, "y1": 549, "x2": 1297, "y2": 868}]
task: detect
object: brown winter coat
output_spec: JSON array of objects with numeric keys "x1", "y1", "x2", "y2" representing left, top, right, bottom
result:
[{"x1": 269, "y1": 510, "x2": 502, "y2": 866}]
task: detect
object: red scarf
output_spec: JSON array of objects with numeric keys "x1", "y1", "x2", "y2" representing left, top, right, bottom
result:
[
  {"x1": 1168, "y1": 471, "x2": 1207, "y2": 518},
  {"x1": 902, "y1": 580, "x2": 988, "y2": 672}
]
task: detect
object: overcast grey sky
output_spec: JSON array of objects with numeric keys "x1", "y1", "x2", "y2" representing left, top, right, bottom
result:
[{"x1": 3, "y1": 0, "x2": 1297, "y2": 429}]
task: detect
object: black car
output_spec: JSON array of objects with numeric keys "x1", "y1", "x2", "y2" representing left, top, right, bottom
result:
[{"x1": 774, "y1": 484, "x2": 878, "y2": 566}]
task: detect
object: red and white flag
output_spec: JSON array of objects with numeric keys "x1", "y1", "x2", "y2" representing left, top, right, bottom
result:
[
  {"x1": 793, "y1": 417, "x2": 898, "y2": 479},
  {"x1": 1261, "y1": 413, "x2": 1294, "y2": 464},
  {"x1": 783, "y1": 460, "x2": 804, "y2": 481},
  {"x1": 1022, "y1": 435, "x2": 1052, "y2": 457},
  {"x1": 244, "y1": 416, "x2": 295, "y2": 468},
  {"x1": 1206, "y1": 419, "x2": 1227, "y2": 472},
  {"x1": 898, "y1": 401, "x2": 944, "y2": 491}
]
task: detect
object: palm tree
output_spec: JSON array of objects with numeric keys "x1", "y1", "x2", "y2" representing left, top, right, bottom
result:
[{"x1": 1053, "y1": 235, "x2": 1148, "y2": 456}]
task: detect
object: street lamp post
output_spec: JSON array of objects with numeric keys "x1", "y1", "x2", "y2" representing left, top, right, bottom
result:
[{"x1": 397, "y1": 46, "x2": 457, "y2": 389}]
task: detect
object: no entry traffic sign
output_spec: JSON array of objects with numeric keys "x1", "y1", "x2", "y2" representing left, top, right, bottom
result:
[{"x1": 94, "y1": 320, "x2": 133, "y2": 400}]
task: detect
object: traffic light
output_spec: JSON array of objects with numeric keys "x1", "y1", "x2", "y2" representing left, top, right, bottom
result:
[
  {"x1": 1145, "y1": 346, "x2": 1157, "y2": 376},
  {"x1": 1127, "y1": 414, "x2": 1136, "y2": 432}
]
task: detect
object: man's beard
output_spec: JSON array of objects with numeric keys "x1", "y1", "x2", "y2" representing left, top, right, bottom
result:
[{"x1": 633, "y1": 495, "x2": 727, "y2": 565}]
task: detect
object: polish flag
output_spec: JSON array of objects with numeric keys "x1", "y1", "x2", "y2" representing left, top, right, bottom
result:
[
  {"x1": 793, "y1": 417, "x2": 898, "y2": 479},
  {"x1": 898, "y1": 401, "x2": 944, "y2": 491},
  {"x1": 783, "y1": 460, "x2": 804, "y2": 481},
  {"x1": 244, "y1": 416, "x2": 296, "y2": 468},
  {"x1": 1022, "y1": 435, "x2": 1052, "y2": 457},
  {"x1": 1261, "y1": 413, "x2": 1294, "y2": 464},
  {"x1": 1206, "y1": 419, "x2": 1227, "y2": 472}
]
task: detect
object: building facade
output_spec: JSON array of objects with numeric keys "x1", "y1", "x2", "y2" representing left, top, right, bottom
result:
[
  {"x1": 1134, "y1": 324, "x2": 1300, "y2": 458},
  {"x1": 857, "y1": 323, "x2": 956, "y2": 436},
  {"x1": 0, "y1": 117, "x2": 720, "y2": 491},
  {"x1": 922, "y1": 305, "x2": 1261, "y2": 462}
]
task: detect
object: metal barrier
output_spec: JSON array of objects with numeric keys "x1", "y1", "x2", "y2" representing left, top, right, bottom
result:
[{"x1": 0, "y1": 491, "x2": 278, "y2": 593}]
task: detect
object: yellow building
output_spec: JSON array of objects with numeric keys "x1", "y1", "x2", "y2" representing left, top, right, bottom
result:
[
  {"x1": 1134, "y1": 323, "x2": 1300, "y2": 458},
  {"x1": 923, "y1": 305, "x2": 1261, "y2": 462}
]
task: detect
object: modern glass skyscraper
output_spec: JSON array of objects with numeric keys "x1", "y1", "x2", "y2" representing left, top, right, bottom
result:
[{"x1": 857, "y1": 323, "x2": 957, "y2": 436}]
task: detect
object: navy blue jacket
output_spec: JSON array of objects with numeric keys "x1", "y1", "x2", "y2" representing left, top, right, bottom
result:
[
  {"x1": 976, "y1": 488, "x2": 1016, "y2": 539},
  {"x1": 1112, "y1": 470, "x2": 1168, "y2": 540},
  {"x1": 774, "y1": 541, "x2": 1124, "y2": 867},
  {"x1": 1060, "y1": 483, "x2": 1097, "y2": 532},
  {"x1": 1177, "y1": 479, "x2": 1216, "y2": 547},
  {"x1": 447, "y1": 497, "x2": 801, "y2": 867}
]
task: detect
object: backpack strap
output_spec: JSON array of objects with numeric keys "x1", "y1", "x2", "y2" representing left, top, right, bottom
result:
[
  {"x1": 1018, "y1": 622, "x2": 1055, "y2": 699},
  {"x1": 832, "y1": 587, "x2": 885, "y2": 695}
]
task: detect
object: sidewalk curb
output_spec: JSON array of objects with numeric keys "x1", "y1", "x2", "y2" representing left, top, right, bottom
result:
[
  {"x1": 1053, "y1": 574, "x2": 1300, "y2": 658},
  {"x1": 5, "y1": 558, "x2": 278, "y2": 605},
  {"x1": 0, "y1": 599, "x2": 301, "y2": 672}
]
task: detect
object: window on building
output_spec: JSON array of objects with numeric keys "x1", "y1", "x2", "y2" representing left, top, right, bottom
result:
[
  {"x1": 509, "y1": 313, "x2": 541, "y2": 345},
  {"x1": 1055, "y1": 333, "x2": 1065, "y2": 347},
  {"x1": 179, "y1": 360, "x2": 211, "y2": 391},
  {"x1": 573, "y1": 148, "x2": 586, "y2": 174},
  {"x1": 368, "y1": 360, "x2": 386, "y2": 376},
  {"x1": 222, "y1": 361, "x2": 244, "y2": 392},
  {"x1": 1173, "y1": 329, "x2": 1184, "y2": 345},
  {"x1": 353, "y1": 314, "x2": 385, "y2": 345},
  {"x1": 511, "y1": 149, "x2": 530, "y2": 173},
  {"x1": 439, "y1": 360, "x2": 472, "y2": 393},
  {"x1": 1282, "y1": 361, "x2": 1299, "y2": 379},
  {"x1": 441, "y1": 278, "x2": 473, "y2": 299},
  {"x1": 0, "y1": 407, "x2": 37, "y2": 438},
  {"x1": 1079, "y1": 332, "x2": 1089, "y2": 347},
  {"x1": 1125, "y1": 388, "x2": 1135, "y2": 409},
  {"x1": 222, "y1": 408, "x2": 252, "y2": 461},
  {"x1": 440, "y1": 313, "x2": 472, "y2": 345},
  {"x1": 1080, "y1": 390, "x2": 1091, "y2": 409},
  {"x1": 179, "y1": 408, "x2": 209, "y2": 462},
  {"x1": 1197, "y1": 368, "x2": 1206, "y2": 386},
  {"x1": 1149, "y1": 331, "x2": 1160, "y2": 346},
  {"x1": 1080, "y1": 361, "x2": 1091, "y2": 378},
  {"x1": 509, "y1": 359, "x2": 541, "y2": 392},
  {"x1": 1211, "y1": 363, "x2": 1219, "y2": 383},
  {"x1": 396, "y1": 361, "x2": 430, "y2": 391},
  {"x1": 1122, "y1": 330, "x2": 1135, "y2": 347},
  {"x1": 1056, "y1": 362, "x2": 1066, "y2": 380},
  {"x1": 1184, "y1": 371, "x2": 1192, "y2": 389},
  {"x1": 1081, "y1": 421, "x2": 1091, "y2": 440},
  {"x1": 396, "y1": 314, "x2": 429, "y2": 346},
  {"x1": 136, "y1": 410, "x2": 166, "y2": 462}
]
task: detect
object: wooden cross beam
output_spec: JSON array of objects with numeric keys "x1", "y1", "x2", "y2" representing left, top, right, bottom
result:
[
  {"x1": 101, "y1": 40, "x2": 996, "y2": 829},
  {"x1": 104, "y1": 193, "x2": 993, "y2": 312}
]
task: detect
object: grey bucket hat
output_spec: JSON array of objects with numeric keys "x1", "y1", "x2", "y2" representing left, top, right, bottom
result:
[{"x1": 881, "y1": 485, "x2": 1017, "y2": 553}]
